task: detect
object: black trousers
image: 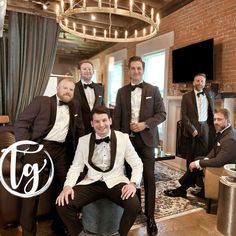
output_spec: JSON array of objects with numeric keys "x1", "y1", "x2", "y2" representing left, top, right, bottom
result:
[
  {"x1": 57, "y1": 182, "x2": 140, "y2": 236},
  {"x1": 20, "y1": 141, "x2": 70, "y2": 236},
  {"x1": 186, "y1": 121, "x2": 209, "y2": 168},
  {"x1": 129, "y1": 134, "x2": 156, "y2": 219},
  {"x1": 179, "y1": 168, "x2": 204, "y2": 191}
]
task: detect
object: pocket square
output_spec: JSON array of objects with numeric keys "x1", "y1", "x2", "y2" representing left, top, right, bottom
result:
[
  {"x1": 146, "y1": 96, "x2": 152, "y2": 99},
  {"x1": 98, "y1": 95, "x2": 102, "y2": 98},
  {"x1": 74, "y1": 114, "x2": 78, "y2": 117},
  {"x1": 217, "y1": 142, "x2": 221, "y2": 146}
]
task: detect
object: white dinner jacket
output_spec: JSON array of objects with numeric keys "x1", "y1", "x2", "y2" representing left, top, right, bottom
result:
[{"x1": 64, "y1": 130, "x2": 143, "y2": 188}]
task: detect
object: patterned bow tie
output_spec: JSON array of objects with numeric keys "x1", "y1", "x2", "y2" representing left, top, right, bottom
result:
[
  {"x1": 197, "y1": 91, "x2": 205, "y2": 97},
  {"x1": 59, "y1": 100, "x2": 69, "y2": 106},
  {"x1": 84, "y1": 83, "x2": 94, "y2": 89},
  {"x1": 95, "y1": 136, "x2": 110, "y2": 145},
  {"x1": 131, "y1": 83, "x2": 143, "y2": 91}
]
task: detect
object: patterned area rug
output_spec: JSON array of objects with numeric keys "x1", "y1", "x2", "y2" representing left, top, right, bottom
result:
[{"x1": 134, "y1": 161, "x2": 206, "y2": 228}]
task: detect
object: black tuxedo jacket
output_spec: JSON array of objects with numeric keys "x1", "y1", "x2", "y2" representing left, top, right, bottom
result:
[
  {"x1": 181, "y1": 89, "x2": 215, "y2": 137},
  {"x1": 113, "y1": 81, "x2": 166, "y2": 148},
  {"x1": 197, "y1": 126, "x2": 236, "y2": 167},
  {"x1": 14, "y1": 95, "x2": 84, "y2": 152},
  {"x1": 74, "y1": 80, "x2": 104, "y2": 134}
]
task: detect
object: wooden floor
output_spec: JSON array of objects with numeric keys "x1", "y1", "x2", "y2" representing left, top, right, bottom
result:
[{"x1": 0, "y1": 209, "x2": 223, "y2": 236}]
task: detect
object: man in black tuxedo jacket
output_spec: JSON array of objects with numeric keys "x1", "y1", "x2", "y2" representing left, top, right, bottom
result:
[
  {"x1": 14, "y1": 78, "x2": 84, "y2": 236},
  {"x1": 113, "y1": 56, "x2": 166, "y2": 235},
  {"x1": 74, "y1": 60, "x2": 104, "y2": 134},
  {"x1": 164, "y1": 108, "x2": 236, "y2": 198},
  {"x1": 181, "y1": 73, "x2": 215, "y2": 168}
]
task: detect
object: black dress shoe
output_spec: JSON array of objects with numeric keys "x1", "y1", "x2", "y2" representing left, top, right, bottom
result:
[
  {"x1": 147, "y1": 218, "x2": 158, "y2": 235},
  {"x1": 164, "y1": 188, "x2": 187, "y2": 198},
  {"x1": 191, "y1": 189, "x2": 205, "y2": 199},
  {"x1": 51, "y1": 222, "x2": 70, "y2": 236}
]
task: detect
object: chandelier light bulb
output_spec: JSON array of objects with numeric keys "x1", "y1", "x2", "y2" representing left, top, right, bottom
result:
[
  {"x1": 125, "y1": 30, "x2": 128, "y2": 39},
  {"x1": 83, "y1": 0, "x2": 86, "y2": 8},
  {"x1": 143, "y1": 28, "x2": 146, "y2": 36},
  {"x1": 115, "y1": 30, "x2": 118, "y2": 38},
  {"x1": 130, "y1": 0, "x2": 133, "y2": 12},
  {"x1": 73, "y1": 22, "x2": 76, "y2": 31},
  {"x1": 98, "y1": 0, "x2": 101, "y2": 8},
  {"x1": 135, "y1": 29, "x2": 137, "y2": 38},
  {"x1": 156, "y1": 13, "x2": 160, "y2": 25},
  {"x1": 114, "y1": 0, "x2": 117, "y2": 9},
  {"x1": 93, "y1": 28, "x2": 96, "y2": 37},
  {"x1": 104, "y1": 29, "x2": 107, "y2": 38},
  {"x1": 142, "y1": 3, "x2": 145, "y2": 15},
  {"x1": 60, "y1": 0, "x2": 64, "y2": 13},
  {"x1": 151, "y1": 8, "x2": 154, "y2": 21},
  {"x1": 83, "y1": 25, "x2": 86, "y2": 35},
  {"x1": 69, "y1": 0, "x2": 73, "y2": 9}
]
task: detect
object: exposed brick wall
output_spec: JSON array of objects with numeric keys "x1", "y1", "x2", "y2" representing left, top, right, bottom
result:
[
  {"x1": 91, "y1": 0, "x2": 236, "y2": 125},
  {"x1": 159, "y1": 0, "x2": 236, "y2": 93}
]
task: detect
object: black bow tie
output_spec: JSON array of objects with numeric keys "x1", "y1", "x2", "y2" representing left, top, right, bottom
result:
[
  {"x1": 59, "y1": 100, "x2": 69, "y2": 106},
  {"x1": 95, "y1": 136, "x2": 110, "y2": 145},
  {"x1": 197, "y1": 91, "x2": 205, "y2": 97},
  {"x1": 84, "y1": 83, "x2": 94, "y2": 89},
  {"x1": 131, "y1": 83, "x2": 143, "y2": 91}
]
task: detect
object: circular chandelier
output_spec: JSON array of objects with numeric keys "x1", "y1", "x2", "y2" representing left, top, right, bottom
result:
[{"x1": 56, "y1": 0, "x2": 160, "y2": 43}]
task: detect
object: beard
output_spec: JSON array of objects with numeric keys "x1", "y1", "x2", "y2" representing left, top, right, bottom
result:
[{"x1": 58, "y1": 94, "x2": 73, "y2": 103}]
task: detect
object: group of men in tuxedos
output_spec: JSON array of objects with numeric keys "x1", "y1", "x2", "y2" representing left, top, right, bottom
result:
[
  {"x1": 15, "y1": 56, "x2": 164, "y2": 236},
  {"x1": 14, "y1": 56, "x2": 236, "y2": 236}
]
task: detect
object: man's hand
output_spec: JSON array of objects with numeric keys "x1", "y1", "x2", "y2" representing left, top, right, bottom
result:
[
  {"x1": 192, "y1": 130, "x2": 198, "y2": 137},
  {"x1": 130, "y1": 122, "x2": 146, "y2": 133},
  {"x1": 189, "y1": 161, "x2": 197, "y2": 172},
  {"x1": 56, "y1": 186, "x2": 74, "y2": 206},
  {"x1": 121, "y1": 183, "x2": 136, "y2": 200}
]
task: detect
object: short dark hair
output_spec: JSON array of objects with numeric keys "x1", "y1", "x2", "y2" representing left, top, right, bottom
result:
[
  {"x1": 78, "y1": 60, "x2": 94, "y2": 70},
  {"x1": 214, "y1": 108, "x2": 230, "y2": 120},
  {"x1": 194, "y1": 73, "x2": 206, "y2": 79},
  {"x1": 91, "y1": 106, "x2": 111, "y2": 121},
  {"x1": 128, "y1": 56, "x2": 145, "y2": 70}
]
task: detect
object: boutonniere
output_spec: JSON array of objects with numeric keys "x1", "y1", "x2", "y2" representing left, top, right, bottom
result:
[{"x1": 217, "y1": 142, "x2": 221, "y2": 146}]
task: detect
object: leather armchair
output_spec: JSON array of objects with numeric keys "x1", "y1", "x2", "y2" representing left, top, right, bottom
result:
[
  {"x1": 204, "y1": 167, "x2": 227, "y2": 213},
  {"x1": 0, "y1": 130, "x2": 54, "y2": 228}
]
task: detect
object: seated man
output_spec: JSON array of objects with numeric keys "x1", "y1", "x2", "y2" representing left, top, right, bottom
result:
[
  {"x1": 164, "y1": 108, "x2": 236, "y2": 198},
  {"x1": 56, "y1": 106, "x2": 143, "y2": 236}
]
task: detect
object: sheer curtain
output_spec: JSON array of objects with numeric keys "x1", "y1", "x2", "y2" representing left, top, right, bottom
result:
[{"x1": 0, "y1": 12, "x2": 59, "y2": 122}]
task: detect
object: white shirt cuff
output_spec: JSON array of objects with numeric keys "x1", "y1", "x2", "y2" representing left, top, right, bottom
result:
[{"x1": 195, "y1": 160, "x2": 203, "y2": 170}]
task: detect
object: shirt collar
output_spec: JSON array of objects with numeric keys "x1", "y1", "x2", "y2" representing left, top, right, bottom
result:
[
  {"x1": 131, "y1": 80, "x2": 143, "y2": 86},
  {"x1": 95, "y1": 130, "x2": 111, "y2": 140},
  {"x1": 81, "y1": 79, "x2": 92, "y2": 85}
]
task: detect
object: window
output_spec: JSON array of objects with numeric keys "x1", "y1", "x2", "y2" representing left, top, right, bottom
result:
[
  {"x1": 107, "y1": 60, "x2": 123, "y2": 107},
  {"x1": 143, "y1": 50, "x2": 165, "y2": 96},
  {"x1": 142, "y1": 51, "x2": 166, "y2": 140}
]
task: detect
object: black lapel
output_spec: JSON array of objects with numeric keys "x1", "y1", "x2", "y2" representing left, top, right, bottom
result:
[
  {"x1": 139, "y1": 82, "x2": 146, "y2": 120},
  {"x1": 88, "y1": 130, "x2": 117, "y2": 173},
  {"x1": 127, "y1": 84, "x2": 132, "y2": 121}
]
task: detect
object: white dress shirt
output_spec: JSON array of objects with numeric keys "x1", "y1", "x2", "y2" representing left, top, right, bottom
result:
[
  {"x1": 82, "y1": 80, "x2": 95, "y2": 111},
  {"x1": 194, "y1": 90, "x2": 208, "y2": 122},
  {"x1": 44, "y1": 96, "x2": 70, "y2": 143},
  {"x1": 92, "y1": 132, "x2": 111, "y2": 172},
  {"x1": 131, "y1": 82, "x2": 143, "y2": 123}
]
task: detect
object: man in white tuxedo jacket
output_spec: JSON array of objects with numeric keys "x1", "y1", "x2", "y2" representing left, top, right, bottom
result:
[{"x1": 56, "y1": 106, "x2": 143, "y2": 236}]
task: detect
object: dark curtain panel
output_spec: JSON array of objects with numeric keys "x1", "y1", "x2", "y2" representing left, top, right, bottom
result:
[
  {"x1": 0, "y1": 36, "x2": 8, "y2": 115},
  {"x1": 3, "y1": 12, "x2": 59, "y2": 121}
]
